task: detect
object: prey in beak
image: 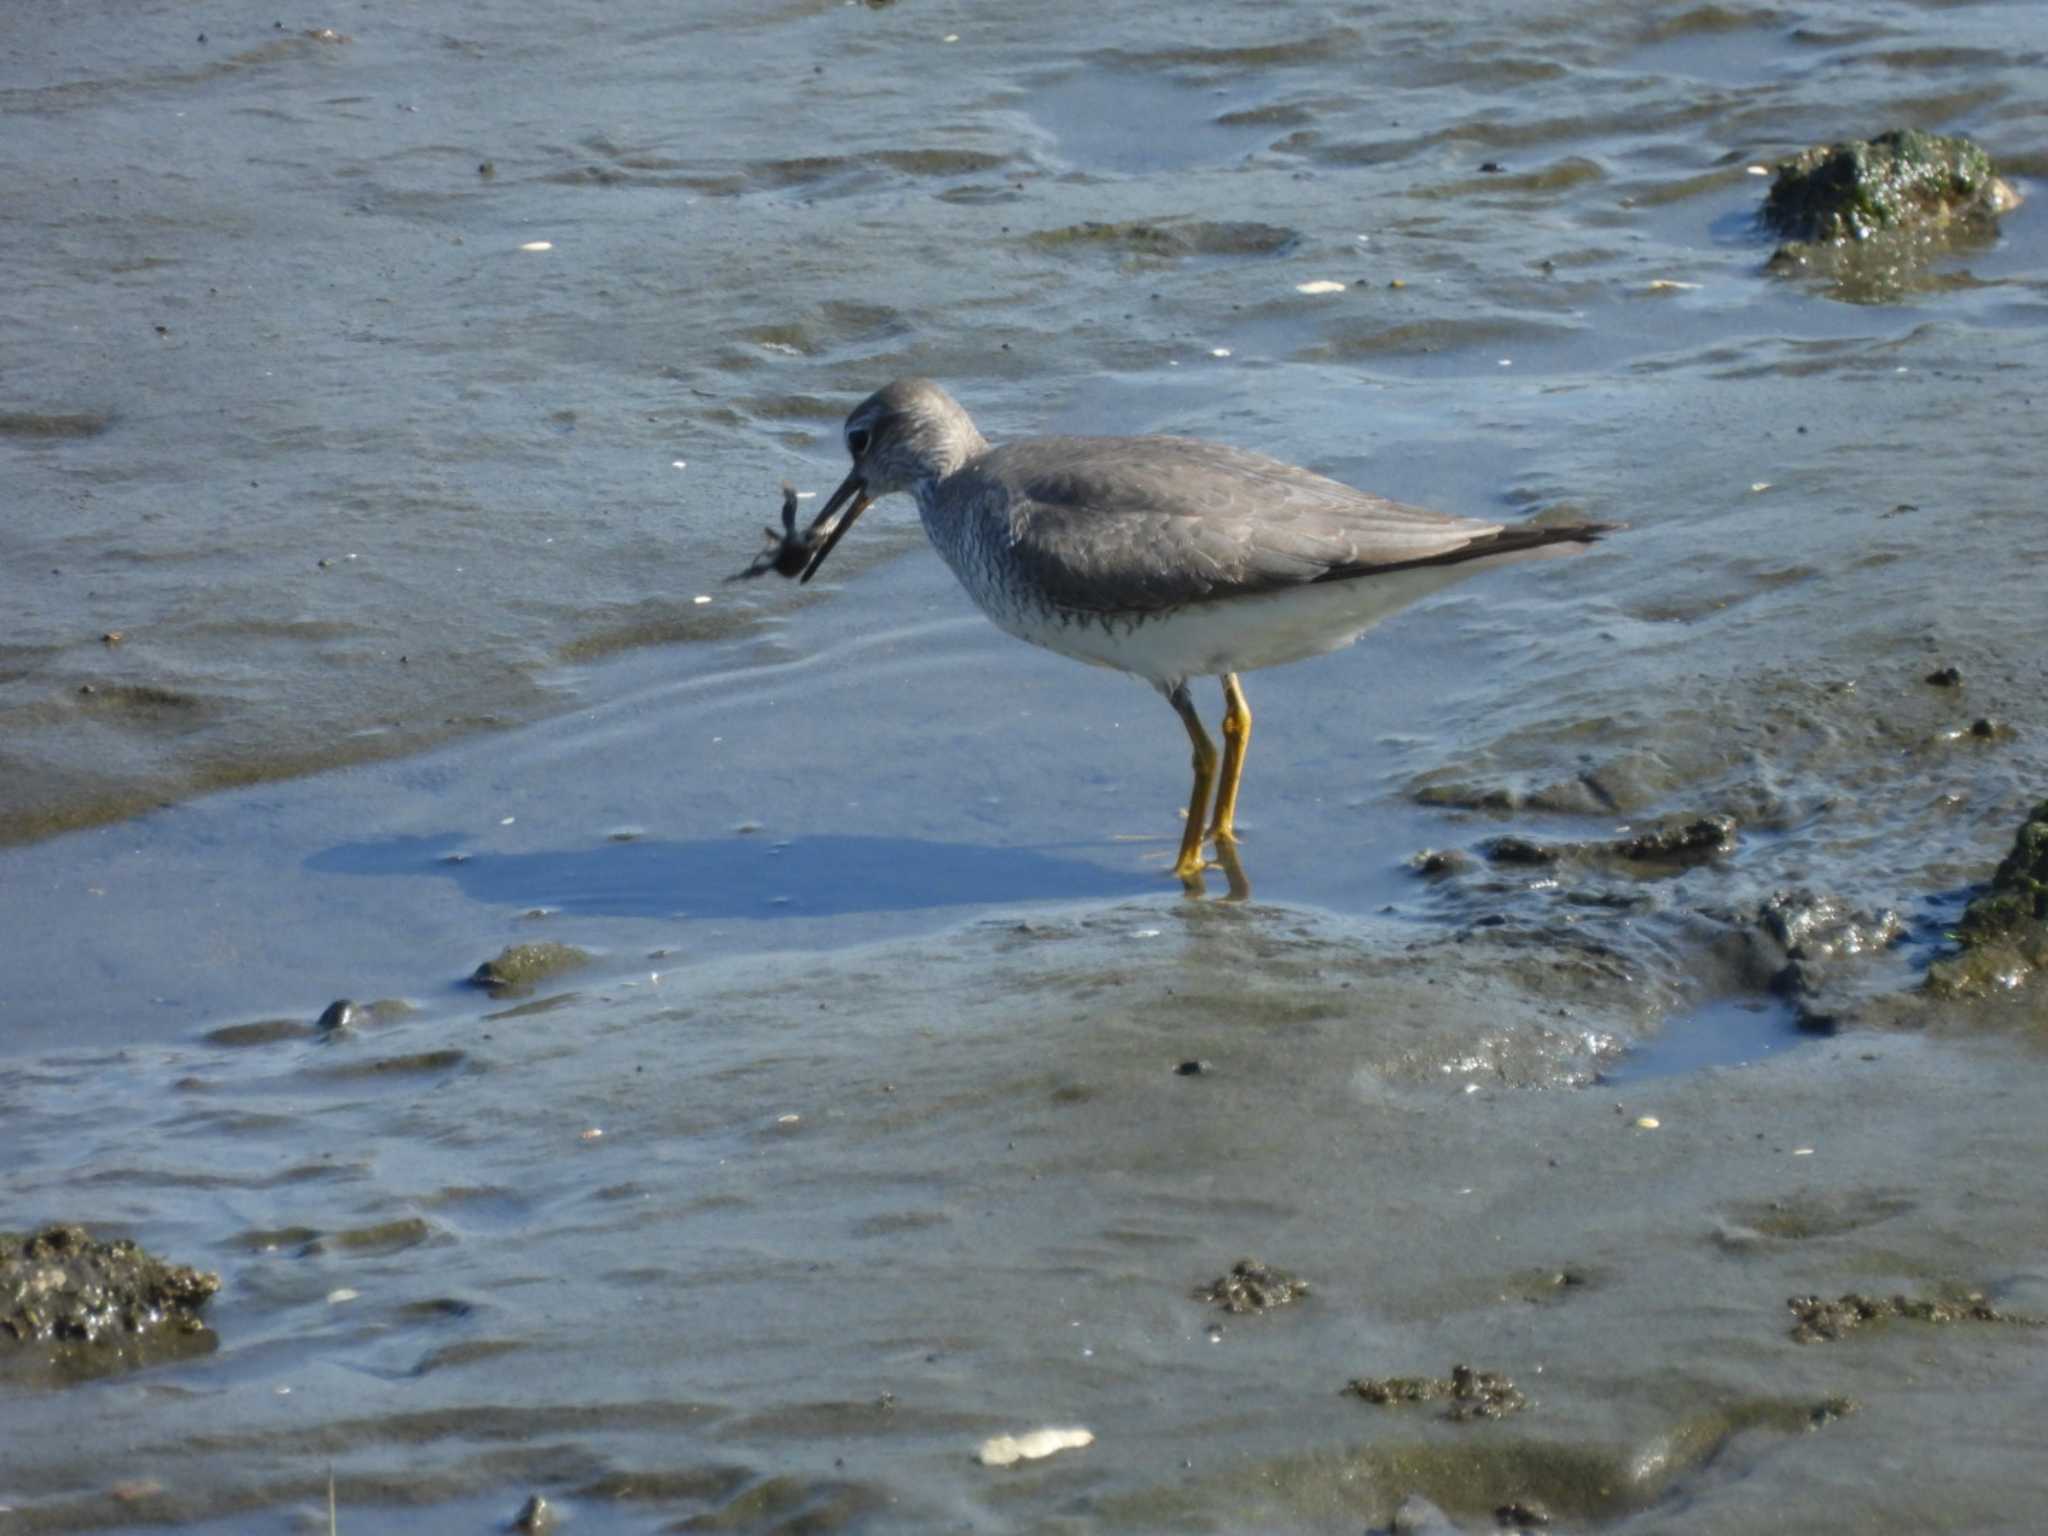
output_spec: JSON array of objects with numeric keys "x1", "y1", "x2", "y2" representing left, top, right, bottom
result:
[
  {"x1": 725, "y1": 475, "x2": 871, "y2": 584},
  {"x1": 797, "y1": 466, "x2": 872, "y2": 584}
]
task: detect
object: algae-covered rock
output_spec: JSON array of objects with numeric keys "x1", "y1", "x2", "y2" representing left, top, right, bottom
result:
[
  {"x1": 1, "y1": 1226, "x2": 219, "y2": 1374},
  {"x1": 1787, "y1": 1290, "x2": 2038, "y2": 1344},
  {"x1": 1761, "y1": 130, "x2": 2021, "y2": 301},
  {"x1": 1477, "y1": 814, "x2": 1737, "y2": 875},
  {"x1": 1925, "y1": 801, "x2": 2048, "y2": 998},
  {"x1": 469, "y1": 941, "x2": 590, "y2": 996},
  {"x1": 1195, "y1": 1258, "x2": 1311, "y2": 1315},
  {"x1": 1762, "y1": 129, "x2": 2017, "y2": 245}
]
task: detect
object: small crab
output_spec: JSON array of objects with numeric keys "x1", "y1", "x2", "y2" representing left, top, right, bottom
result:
[{"x1": 729, "y1": 482, "x2": 833, "y2": 581}]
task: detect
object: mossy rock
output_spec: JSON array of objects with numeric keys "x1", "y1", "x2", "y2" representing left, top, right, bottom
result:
[
  {"x1": 1925, "y1": 801, "x2": 2048, "y2": 998},
  {"x1": 469, "y1": 941, "x2": 591, "y2": 996},
  {"x1": 1, "y1": 1225, "x2": 218, "y2": 1350},
  {"x1": 1763, "y1": 129, "x2": 2017, "y2": 245}
]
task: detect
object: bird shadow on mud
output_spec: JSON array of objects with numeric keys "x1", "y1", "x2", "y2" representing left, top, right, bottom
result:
[{"x1": 305, "y1": 832, "x2": 1151, "y2": 920}]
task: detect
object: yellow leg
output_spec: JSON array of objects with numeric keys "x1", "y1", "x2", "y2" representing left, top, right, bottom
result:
[
  {"x1": 1207, "y1": 673, "x2": 1252, "y2": 845},
  {"x1": 1167, "y1": 682, "x2": 1218, "y2": 886},
  {"x1": 1211, "y1": 833, "x2": 1252, "y2": 902}
]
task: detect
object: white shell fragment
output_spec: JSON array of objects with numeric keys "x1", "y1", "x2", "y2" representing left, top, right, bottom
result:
[
  {"x1": 519, "y1": 240, "x2": 553, "y2": 252},
  {"x1": 977, "y1": 1427, "x2": 1094, "y2": 1467},
  {"x1": 1295, "y1": 279, "x2": 1347, "y2": 295},
  {"x1": 1635, "y1": 1115, "x2": 1660, "y2": 1129}
]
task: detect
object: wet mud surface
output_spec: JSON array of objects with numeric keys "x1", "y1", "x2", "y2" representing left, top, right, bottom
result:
[{"x1": 5, "y1": 907, "x2": 2048, "y2": 1532}]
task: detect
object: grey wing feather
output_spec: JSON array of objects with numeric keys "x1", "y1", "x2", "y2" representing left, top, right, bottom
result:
[{"x1": 976, "y1": 436, "x2": 1502, "y2": 613}]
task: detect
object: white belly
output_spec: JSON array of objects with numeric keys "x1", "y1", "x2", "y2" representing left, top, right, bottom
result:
[{"x1": 989, "y1": 563, "x2": 1484, "y2": 686}]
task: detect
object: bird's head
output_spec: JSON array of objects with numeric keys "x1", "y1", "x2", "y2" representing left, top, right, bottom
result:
[{"x1": 800, "y1": 379, "x2": 983, "y2": 583}]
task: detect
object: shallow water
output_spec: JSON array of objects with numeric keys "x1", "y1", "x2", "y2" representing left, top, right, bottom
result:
[{"x1": 5, "y1": 0, "x2": 2048, "y2": 1530}]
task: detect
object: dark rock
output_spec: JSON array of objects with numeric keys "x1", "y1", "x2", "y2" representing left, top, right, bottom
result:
[
  {"x1": 1, "y1": 1226, "x2": 219, "y2": 1366},
  {"x1": 1926, "y1": 802, "x2": 2048, "y2": 997},
  {"x1": 1347, "y1": 1361, "x2": 1528, "y2": 1421},
  {"x1": 315, "y1": 998, "x2": 362, "y2": 1033},
  {"x1": 1480, "y1": 836, "x2": 1556, "y2": 867},
  {"x1": 1787, "y1": 1290, "x2": 2038, "y2": 1344},
  {"x1": 1762, "y1": 129, "x2": 2017, "y2": 244},
  {"x1": 1612, "y1": 814, "x2": 1738, "y2": 863},
  {"x1": 1195, "y1": 1258, "x2": 1310, "y2": 1314}
]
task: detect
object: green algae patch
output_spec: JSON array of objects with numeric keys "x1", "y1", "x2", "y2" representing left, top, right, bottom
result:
[
  {"x1": 1925, "y1": 801, "x2": 2048, "y2": 999},
  {"x1": 470, "y1": 941, "x2": 591, "y2": 997},
  {"x1": 1, "y1": 1226, "x2": 219, "y2": 1379},
  {"x1": 1763, "y1": 129, "x2": 2016, "y2": 244}
]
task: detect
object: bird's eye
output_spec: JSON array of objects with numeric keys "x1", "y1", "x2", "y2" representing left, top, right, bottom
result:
[{"x1": 847, "y1": 428, "x2": 871, "y2": 457}]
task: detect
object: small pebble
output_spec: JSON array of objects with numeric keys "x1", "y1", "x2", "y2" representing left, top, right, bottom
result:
[
  {"x1": 315, "y1": 999, "x2": 361, "y2": 1033},
  {"x1": 1635, "y1": 1116, "x2": 1660, "y2": 1129},
  {"x1": 1175, "y1": 1059, "x2": 1209, "y2": 1076}
]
